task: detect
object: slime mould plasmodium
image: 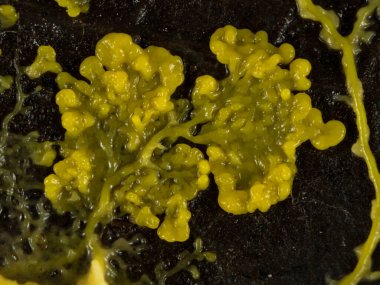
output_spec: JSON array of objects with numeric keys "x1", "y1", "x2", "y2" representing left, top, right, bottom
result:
[
  {"x1": 296, "y1": 0, "x2": 380, "y2": 284},
  {"x1": 0, "y1": 4, "x2": 18, "y2": 29},
  {"x1": 29, "y1": 26, "x2": 345, "y2": 245},
  {"x1": 54, "y1": 0, "x2": 90, "y2": 17},
  {"x1": 5, "y1": 17, "x2": 344, "y2": 285},
  {"x1": 0, "y1": 4, "x2": 18, "y2": 92},
  {"x1": 0, "y1": 21, "x2": 345, "y2": 285},
  {"x1": 3, "y1": 0, "x2": 380, "y2": 284}
]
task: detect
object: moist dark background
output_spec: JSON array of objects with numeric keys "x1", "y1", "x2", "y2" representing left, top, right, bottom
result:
[{"x1": 1, "y1": 0, "x2": 380, "y2": 284}]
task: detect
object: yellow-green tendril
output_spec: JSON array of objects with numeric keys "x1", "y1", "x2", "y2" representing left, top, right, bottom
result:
[
  {"x1": 0, "y1": 55, "x2": 87, "y2": 284},
  {"x1": 54, "y1": 0, "x2": 90, "y2": 17},
  {"x1": 154, "y1": 238, "x2": 216, "y2": 285},
  {"x1": 187, "y1": 25, "x2": 345, "y2": 215},
  {"x1": 296, "y1": 0, "x2": 380, "y2": 284}
]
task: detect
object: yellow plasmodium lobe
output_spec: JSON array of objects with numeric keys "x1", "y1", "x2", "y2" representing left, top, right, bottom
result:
[
  {"x1": 43, "y1": 27, "x2": 345, "y2": 243},
  {"x1": 189, "y1": 25, "x2": 345, "y2": 215},
  {"x1": 0, "y1": 73, "x2": 13, "y2": 93},
  {"x1": 45, "y1": 33, "x2": 208, "y2": 242},
  {"x1": 296, "y1": 0, "x2": 380, "y2": 284},
  {"x1": 25, "y1": 46, "x2": 62, "y2": 79},
  {"x1": 54, "y1": 0, "x2": 90, "y2": 17},
  {"x1": 0, "y1": 5, "x2": 18, "y2": 29}
]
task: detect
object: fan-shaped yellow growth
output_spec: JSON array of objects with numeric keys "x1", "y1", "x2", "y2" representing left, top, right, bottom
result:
[
  {"x1": 188, "y1": 25, "x2": 345, "y2": 215},
  {"x1": 44, "y1": 33, "x2": 206, "y2": 242},
  {"x1": 39, "y1": 25, "x2": 346, "y2": 244},
  {"x1": 115, "y1": 144, "x2": 210, "y2": 242}
]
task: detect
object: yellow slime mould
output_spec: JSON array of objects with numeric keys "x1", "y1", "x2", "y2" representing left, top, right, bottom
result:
[
  {"x1": 0, "y1": 19, "x2": 212, "y2": 284},
  {"x1": 25, "y1": 46, "x2": 63, "y2": 79},
  {"x1": 0, "y1": 275, "x2": 38, "y2": 285},
  {"x1": 0, "y1": 75, "x2": 13, "y2": 93},
  {"x1": 30, "y1": 141, "x2": 57, "y2": 167},
  {"x1": 41, "y1": 26, "x2": 345, "y2": 243},
  {"x1": 296, "y1": 0, "x2": 380, "y2": 284},
  {"x1": 0, "y1": 9, "x2": 351, "y2": 284},
  {"x1": 44, "y1": 33, "x2": 206, "y2": 242},
  {"x1": 0, "y1": 5, "x2": 18, "y2": 29},
  {"x1": 54, "y1": 0, "x2": 90, "y2": 17},
  {"x1": 189, "y1": 25, "x2": 345, "y2": 215}
]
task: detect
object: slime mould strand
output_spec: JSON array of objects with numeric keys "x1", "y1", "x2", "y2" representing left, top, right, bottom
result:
[
  {"x1": 42, "y1": 33, "x2": 205, "y2": 243},
  {"x1": 296, "y1": 0, "x2": 380, "y2": 284}
]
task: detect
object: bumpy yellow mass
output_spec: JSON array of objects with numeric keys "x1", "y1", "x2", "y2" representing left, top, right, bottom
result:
[
  {"x1": 0, "y1": 5, "x2": 18, "y2": 29},
  {"x1": 25, "y1": 46, "x2": 62, "y2": 79},
  {"x1": 189, "y1": 25, "x2": 345, "y2": 215},
  {"x1": 44, "y1": 33, "x2": 207, "y2": 242},
  {"x1": 54, "y1": 0, "x2": 90, "y2": 17},
  {"x1": 42, "y1": 27, "x2": 345, "y2": 243},
  {"x1": 0, "y1": 74, "x2": 13, "y2": 93},
  {"x1": 1, "y1": 14, "x2": 350, "y2": 285}
]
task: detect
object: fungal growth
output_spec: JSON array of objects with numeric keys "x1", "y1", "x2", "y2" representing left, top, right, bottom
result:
[{"x1": 296, "y1": 0, "x2": 380, "y2": 284}]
